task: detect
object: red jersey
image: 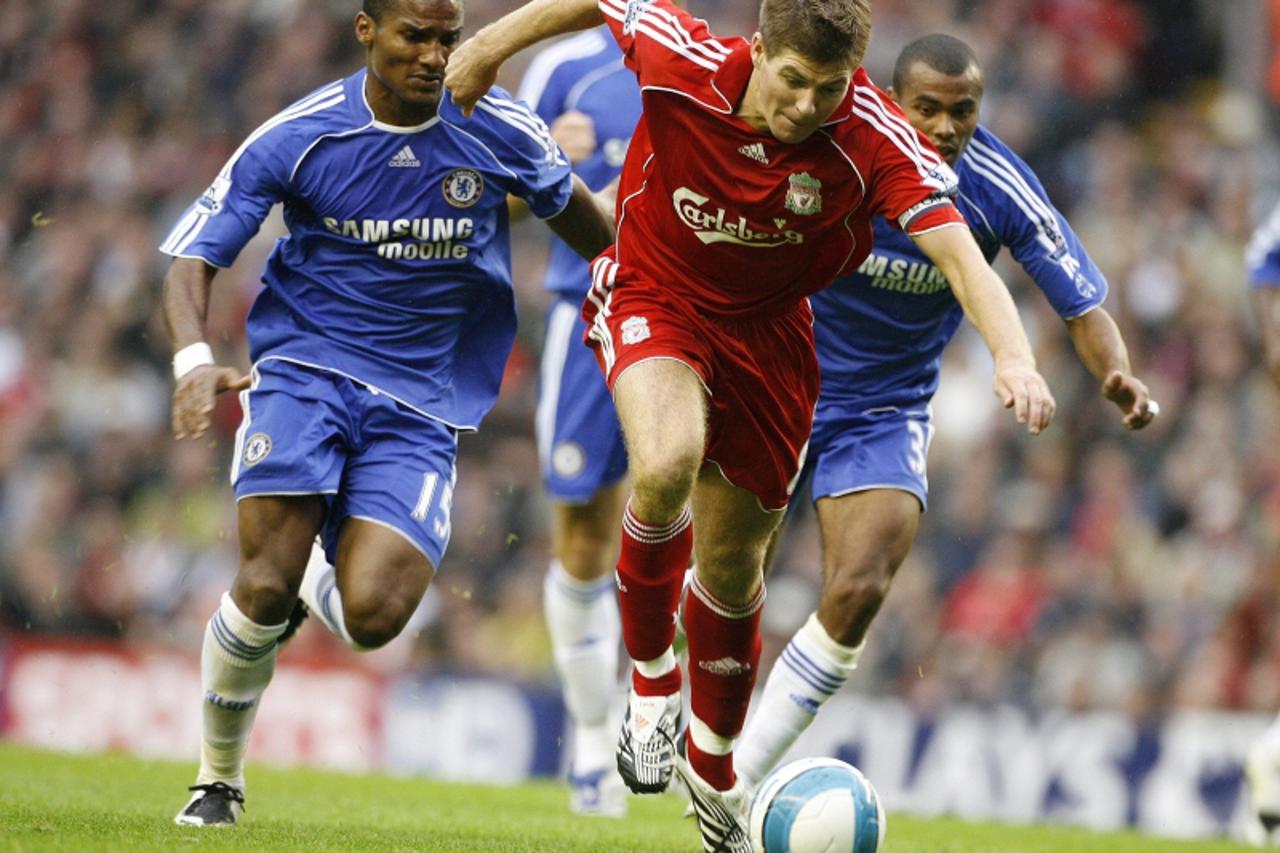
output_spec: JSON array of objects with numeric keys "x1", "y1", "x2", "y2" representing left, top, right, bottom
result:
[{"x1": 598, "y1": 0, "x2": 966, "y2": 319}]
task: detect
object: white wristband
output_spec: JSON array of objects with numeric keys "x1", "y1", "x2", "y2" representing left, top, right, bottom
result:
[{"x1": 172, "y1": 342, "x2": 215, "y2": 380}]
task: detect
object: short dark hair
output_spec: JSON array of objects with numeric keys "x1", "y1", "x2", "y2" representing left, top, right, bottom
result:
[
  {"x1": 758, "y1": 0, "x2": 872, "y2": 69},
  {"x1": 362, "y1": 0, "x2": 395, "y2": 22},
  {"x1": 892, "y1": 34, "x2": 981, "y2": 92}
]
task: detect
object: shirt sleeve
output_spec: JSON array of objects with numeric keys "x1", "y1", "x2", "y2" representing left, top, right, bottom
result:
[
  {"x1": 597, "y1": 0, "x2": 728, "y2": 87},
  {"x1": 853, "y1": 78, "x2": 966, "y2": 236},
  {"x1": 1247, "y1": 202, "x2": 1280, "y2": 288},
  {"x1": 472, "y1": 92, "x2": 574, "y2": 220},
  {"x1": 158, "y1": 129, "x2": 294, "y2": 268},
  {"x1": 517, "y1": 45, "x2": 572, "y2": 126},
  {"x1": 969, "y1": 132, "x2": 1108, "y2": 317}
]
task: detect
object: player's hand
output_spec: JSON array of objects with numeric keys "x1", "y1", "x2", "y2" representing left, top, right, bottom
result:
[
  {"x1": 550, "y1": 110, "x2": 596, "y2": 163},
  {"x1": 1102, "y1": 370, "x2": 1158, "y2": 430},
  {"x1": 993, "y1": 361, "x2": 1055, "y2": 435},
  {"x1": 444, "y1": 33, "x2": 500, "y2": 117},
  {"x1": 172, "y1": 365, "x2": 250, "y2": 440}
]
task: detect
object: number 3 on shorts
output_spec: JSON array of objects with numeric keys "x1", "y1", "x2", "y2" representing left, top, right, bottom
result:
[
  {"x1": 411, "y1": 470, "x2": 455, "y2": 541},
  {"x1": 905, "y1": 419, "x2": 931, "y2": 478}
]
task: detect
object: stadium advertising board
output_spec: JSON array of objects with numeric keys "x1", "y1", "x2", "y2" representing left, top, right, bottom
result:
[{"x1": 0, "y1": 638, "x2": 1261, "y2": 840}]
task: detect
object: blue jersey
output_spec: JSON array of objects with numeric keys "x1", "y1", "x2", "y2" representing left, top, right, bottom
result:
[
  {"x1": 160, "y1": 69, "x2": 572, "y2": 430},
  {"x1": 1248, "y1": 200, "x2": 1280, "y2": 287},
  {"x1": 813, "y1": 125, "x2": 1107, "y2": 410},
  {"x1": 517, "y1": 28, "x2": 641, "y2": 298}
]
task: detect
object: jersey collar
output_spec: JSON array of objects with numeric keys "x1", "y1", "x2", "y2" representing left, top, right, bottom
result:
[{"x1": 357, "y1": 68, "x2": 441, "y2": 133}]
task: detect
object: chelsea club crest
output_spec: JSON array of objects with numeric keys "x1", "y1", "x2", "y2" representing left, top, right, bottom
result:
[
  {"x1": 243, "y1": 432, "x2": 272, "y2": 467},
  {"x1": 442, "y1": 168, "x2": 484, "y2": 208}
]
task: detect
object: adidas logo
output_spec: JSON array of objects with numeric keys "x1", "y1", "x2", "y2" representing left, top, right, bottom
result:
[
  {"x1": 738, "y1": 142, "x2": 768, "y2": 164},
  {"x1": 698, "y1": 656, "x2": 752, "y2": 677},
  {"x1": 389, "y1": 144, "x2": 420, "y2": 168},
  {"x1": 788, "y1": 692, "x2": 820, "y2": 714}
]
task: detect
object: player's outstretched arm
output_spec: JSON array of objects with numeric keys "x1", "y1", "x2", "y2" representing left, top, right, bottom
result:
[
  {"x1": 1253, "y1": 285, "x2": 1280, "y2": 388},
  {"x1": 163, "y1": 257, "x2": 249, "y2": 440},
  {"x1": 1063, "y1": 307, "x2": 1157, "y2": 430},
  {"x1": 546, "y1": 174, "x2": 616, "y2": 262},
  {"x1": 912, "y1": 225, "x2": 1055, "y2": 435},
  {"x1": 445, "y1": 0, "x2": 603, "y2": 116}
]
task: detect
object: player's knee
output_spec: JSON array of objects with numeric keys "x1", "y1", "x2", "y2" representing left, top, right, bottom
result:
[
  {"x1": 559, "y1": 542, "x2": 613, "y2": 581},
  {"x1": 230, "y1": 567, "x2": 297, "y2": 625},
  {"x1": 822, "y1": 564, "x2": 893, "y2": 629},
  {"x1": 629, "y1": 452, "x2": 699, "y2": 516},
  {"x1": 342, "y1": 598, "x2": 412, "y2": 649}
]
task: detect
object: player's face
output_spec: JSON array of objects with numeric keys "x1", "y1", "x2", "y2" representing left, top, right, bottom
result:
[
  {"x1": 889, "y1": 61, "x2": 983, "y2": 166},
  {"x1": 747, "y1": 36, "x2": 853, "y2": 144},
  {"x1": 357, "y1": 0, "x2": 463, "y2": 119}
]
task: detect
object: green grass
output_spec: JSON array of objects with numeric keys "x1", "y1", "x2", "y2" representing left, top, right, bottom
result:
[{"x1": 0, "y1": 742, "x2": 1252, "y2": 852}]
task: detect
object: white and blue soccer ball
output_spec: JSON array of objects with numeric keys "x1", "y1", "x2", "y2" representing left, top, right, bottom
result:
[{"x1": 748, "y1": 757, "x2": 886, "y2": 853}]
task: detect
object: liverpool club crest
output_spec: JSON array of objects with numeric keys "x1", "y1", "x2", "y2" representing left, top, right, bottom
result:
[{"x1": 785, "y1": 172, "x2": 822, "y2": 216}]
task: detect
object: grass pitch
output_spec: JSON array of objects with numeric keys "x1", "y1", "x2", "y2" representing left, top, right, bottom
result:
[{"x1": 0, "y1": 742, "x2": 1252, "y2": 851}]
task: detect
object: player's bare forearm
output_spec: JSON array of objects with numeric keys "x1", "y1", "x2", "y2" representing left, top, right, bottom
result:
[
  {"x1": 1064, "y1": 307, "x2": 1130, "y2": 382},
  {"x1": 913, "y1": 226, "x2": 1034, "y2": 369},
  {"x1": 913, "y1": 225, "x2": 1055, "y2": 433},
  {"x1": 1253, "y1": 286, "x2": 1280, "y2": 387},
  {"x1": 1064, "y1": 307, "x2": 1155, "y2": 429},
  {"x1": 547, "y1": 174, "x2": 615, "y2": 262},
  {"x1": 162, "y1": 257, "x2": 248, "y2": 440},
  {"x1": 446, "y1": 0, "x2": 603, "y2": 114},
  {"x1": 163, "y1": 257, "x2": 218, "y2": 348}
]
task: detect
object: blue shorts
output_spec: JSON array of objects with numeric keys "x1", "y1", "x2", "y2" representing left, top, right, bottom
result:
[
  {"x1": 535, "y1": 297, "x2": 628, "y2": 503},
  {"x1": 807, "y1": 402, "x2": 935, "y2": 510},
  {"x1": 231, "y1": 358, "x2": 458, "y2": 568}
]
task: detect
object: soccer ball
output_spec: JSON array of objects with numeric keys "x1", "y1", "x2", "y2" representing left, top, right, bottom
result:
[{"x1": 747, "y1": 757, "x2": 886, "y2": 853}]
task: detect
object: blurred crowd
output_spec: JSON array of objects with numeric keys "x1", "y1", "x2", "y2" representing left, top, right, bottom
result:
[{"x1": 2, "y1": 0, "x2": 1280, "y2": 724}]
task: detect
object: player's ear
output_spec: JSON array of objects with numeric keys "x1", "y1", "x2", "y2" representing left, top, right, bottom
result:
[
  {"x1": 749, "y1": 33, "x2": 766, "y2": 69},
  {"x1": 355, "y1": 11, "x2": 375, "y2": 48},
  {"x1": 886, "y1": 86, "x2": 899, "y2": 105}
]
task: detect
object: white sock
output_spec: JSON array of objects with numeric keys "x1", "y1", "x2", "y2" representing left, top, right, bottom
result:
[
  {"x1": 196, "y1": 591, "x2": 288, "y2": 790},
  {"x1": 297, "y1": 541, "x2": 369, "y2": 651},
  {"x1": 735, "y1": 612, "x2": 864, "y2": 787},
  {"x1": 1260, "y1": 713, "x2": 1280, "y2": 757},
  {"x1": 544, "y1": 560, "x2": 621, "y2": 772}
]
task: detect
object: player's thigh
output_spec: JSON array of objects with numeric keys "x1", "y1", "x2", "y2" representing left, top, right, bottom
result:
[
  {"x1": 230, "y1": 361, "x2": 352, "y2": 594},
  {"x1": 537, "y1": 299, "x2": 629, "y2": 505},
  {"x1": 690, "y1": 463, "x2": 783, "y2": 604},
  {"x1": 809, "y1": 407, "x2": 931, "y2": 580},
  {"x1": 815, "y1": 489, "x2": 920, "y2": 582},
  {"x1": 333, "y1": 516, "x2": 435, "y2": 623},
  {"x1": 613, "y1": 357, "x2": 707, "y2": 475},
  {"x1": 233, "y1": 495, "x2": 328, "y2": 620},
  {"x1": 552, "y1": 480, "x2": 628, "y2": 581}
]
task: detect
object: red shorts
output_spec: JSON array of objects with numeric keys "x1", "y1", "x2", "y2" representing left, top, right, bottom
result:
[{"x1": 582, "y1": 255, "x2": 819, "y2": 511}]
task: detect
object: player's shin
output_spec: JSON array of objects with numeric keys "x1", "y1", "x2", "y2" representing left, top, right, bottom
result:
[
  {"x1": 198, "y1": 592, "x2": 288, "y2": 789},
  {"x1": 734, "y1": 611, "x2": 864, "y2": 787},
  {"x1": 684, "y1": 575, "x2": 764, "y2": 791},
  {"x1": 616, "y1": 501, "x2": 692, "y2": 695},
  {"x1": 544, "y1": 559, "x2": 622, "y2": 770}
]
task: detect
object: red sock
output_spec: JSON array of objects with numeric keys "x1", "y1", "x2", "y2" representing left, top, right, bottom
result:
[
  {"x1": 686, "y1": 734, "x2": 734, "y2": 793},
  {"x1": 685, "y1": 574, "x2": 764, "y2": 790},
  {"x1": 616, "y1": 502, "x2": 692, "y2": 696}
]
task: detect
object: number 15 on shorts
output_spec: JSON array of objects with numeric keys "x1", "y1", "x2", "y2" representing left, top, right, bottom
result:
[{"x1": 411, "y1": 470, "x2": 455, "y2": 541}]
